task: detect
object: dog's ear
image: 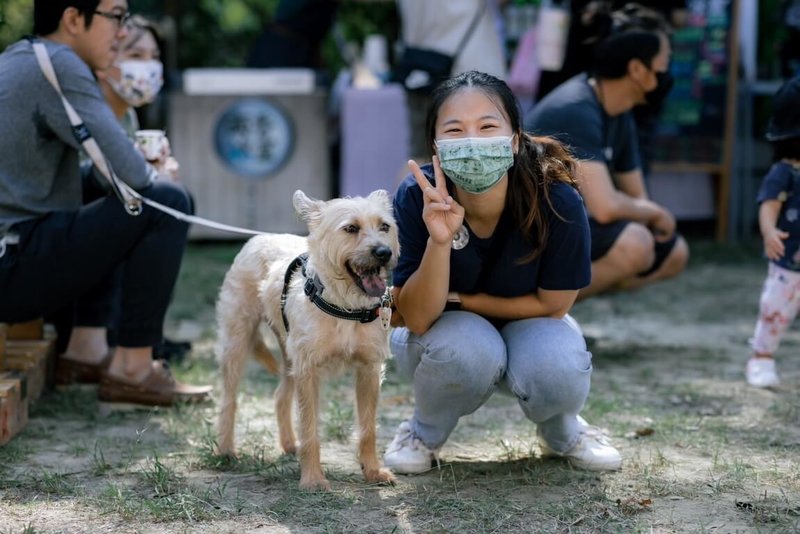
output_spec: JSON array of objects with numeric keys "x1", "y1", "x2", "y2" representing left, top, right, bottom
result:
[
  {"x1": 367, "y1": 189, "x2": 392, "y2": 212},
  {"x1": 293, "y1": 190, "x2": 324, "y2": 228}
]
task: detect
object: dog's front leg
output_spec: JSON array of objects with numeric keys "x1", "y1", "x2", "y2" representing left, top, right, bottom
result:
[
  {"x1": 295, "y1": 371, "x2": 329, "y2": 491},
  {"x1": 356, "y1": 364, "x2": 395, "y2": 485}
]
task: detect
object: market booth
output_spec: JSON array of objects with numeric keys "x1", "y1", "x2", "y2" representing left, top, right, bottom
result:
[{"x1": 168, "y1": 69, "x2": 331, "y2": 239}]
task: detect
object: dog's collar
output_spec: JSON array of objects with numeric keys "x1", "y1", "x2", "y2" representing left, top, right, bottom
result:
[{"x1": 281, "y1": 253, "x2": 392, "y2": 332}]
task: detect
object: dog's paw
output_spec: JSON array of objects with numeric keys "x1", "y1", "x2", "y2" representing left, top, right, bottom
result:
[
  {"x1": 363, "y1": 467, "x2": 396, "y2": 486},
  {"x1": 213, "y1": 445, "x2": 238, "y2": 459},
  {"x1": 299, "y1": 476, "x2": 331, "y2": 492},
  {"x1": 280, "y1": 440, "x2": 298, "y2": 456}
]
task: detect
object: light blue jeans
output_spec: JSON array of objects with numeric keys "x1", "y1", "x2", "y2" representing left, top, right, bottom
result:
[{"x1": 390, "y1": 311, "x2": 592, "y2": 454}]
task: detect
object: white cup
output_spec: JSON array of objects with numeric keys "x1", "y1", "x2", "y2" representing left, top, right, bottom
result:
[{"x1": 134, "y1": 129, "x2": 170, "y2": 162}]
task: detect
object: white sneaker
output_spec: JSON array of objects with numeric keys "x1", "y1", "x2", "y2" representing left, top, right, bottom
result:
[
  {"x1": 383, "y1": 421, "x2": 439, "y2": 474},
  {"x1": 745, "y1": 357, "x2": 780, "y2": 388},
  {"x1": 539, "y1": 416, "x2": 622, "y2": 471}
]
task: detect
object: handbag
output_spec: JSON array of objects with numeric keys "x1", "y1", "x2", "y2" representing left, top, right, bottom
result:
[{"x1": 393, "y1": 1, "x2": 486, "y2": 94}]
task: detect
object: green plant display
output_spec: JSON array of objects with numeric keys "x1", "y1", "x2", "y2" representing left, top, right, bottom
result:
[{"x1": 1, "y1": 0, "x2": 397, "y2": 74}]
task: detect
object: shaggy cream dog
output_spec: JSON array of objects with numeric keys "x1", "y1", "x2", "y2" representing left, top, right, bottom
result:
[{"x1": 216, "y1": 189, "x2": 399, "y2": 490}]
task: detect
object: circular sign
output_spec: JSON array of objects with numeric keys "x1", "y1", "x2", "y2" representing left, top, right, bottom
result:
[{"x1": 214, "y1": 98, "x2": 294, "y2": 178}]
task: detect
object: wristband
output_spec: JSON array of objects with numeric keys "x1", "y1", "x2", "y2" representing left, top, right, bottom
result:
[{"x1": 444, "y1": 291, "x2": 461, "y2": 311}]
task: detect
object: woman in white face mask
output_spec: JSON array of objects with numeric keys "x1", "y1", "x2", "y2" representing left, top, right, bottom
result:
[
  {"x1": 383, "y1": 71, "x2": 622, "y2": 475},
  {"x1": 96, "y1": 15, "x2": 177, "y2": 180}
]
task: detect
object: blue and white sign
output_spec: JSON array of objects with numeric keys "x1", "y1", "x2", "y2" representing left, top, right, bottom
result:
[{"x1": 214, "y1": 98, "x2": 294, "y2": 178}]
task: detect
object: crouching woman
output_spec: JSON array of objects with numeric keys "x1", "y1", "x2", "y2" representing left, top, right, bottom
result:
[{"x1": 384, "y1": 70, "x2": 621, "y2": 473}]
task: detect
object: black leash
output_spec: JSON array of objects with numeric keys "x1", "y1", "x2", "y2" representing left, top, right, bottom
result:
[{"x1": 281, "y1": 253, "x2": 391, "y2": 332}]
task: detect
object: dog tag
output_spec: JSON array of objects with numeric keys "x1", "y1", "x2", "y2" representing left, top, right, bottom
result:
[
  {"x1": 451, "y1": 225, "x2": 469, "y2": 250},
  {"x1": 379, "y1": 290, "x2": 393, "y2": 330},
  {"x1": 379, "y1": 306, "x2": 392, "y2": 330}
]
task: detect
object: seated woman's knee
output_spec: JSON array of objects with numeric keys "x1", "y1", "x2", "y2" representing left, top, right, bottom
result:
[{"x1": 615, "y1": 223, "x2": 655, "y2": 274}]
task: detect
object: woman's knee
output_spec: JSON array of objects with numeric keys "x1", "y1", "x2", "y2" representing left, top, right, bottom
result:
[
  {"x1": 504, "y1": 318, "x2": 592, "y2": 419},
  {"x1": 397, "y1": 312, "x2": 507, "y2": 391}
]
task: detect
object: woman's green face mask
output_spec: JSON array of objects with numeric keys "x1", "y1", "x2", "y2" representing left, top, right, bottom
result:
[{"x1": 435, "y1": 136, "x2": 514, "y2": 194}]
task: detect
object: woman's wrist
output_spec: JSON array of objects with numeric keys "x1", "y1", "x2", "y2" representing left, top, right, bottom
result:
[{"x1": 444, "y1": 291, "x2": 461, "y2": 311}]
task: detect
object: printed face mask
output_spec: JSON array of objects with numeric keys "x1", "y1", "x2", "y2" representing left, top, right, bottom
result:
[
  {"x1": 108, "y1": 59, "x2": 164, "y2": 107},
  {"x1": 435, "y1": 136, "x2": 514, "y2": 194}
]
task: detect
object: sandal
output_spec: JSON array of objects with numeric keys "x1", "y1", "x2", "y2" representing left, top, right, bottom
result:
[{"x1": 98, "y1": 360, "x2": 212, "y2": 408}]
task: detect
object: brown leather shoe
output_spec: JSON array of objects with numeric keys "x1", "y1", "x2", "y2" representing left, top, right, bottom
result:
[
  {"x1": 98, "y1": 360, "x2": 212, "y2": 408},
  {"x1": 56, "y1": 352, "x2": 113, "y2": 385}
]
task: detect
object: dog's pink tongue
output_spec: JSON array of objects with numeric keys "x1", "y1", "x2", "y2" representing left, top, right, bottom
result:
[{"x1": 360, "y1": 273, "x2": 386, "y2": 297}]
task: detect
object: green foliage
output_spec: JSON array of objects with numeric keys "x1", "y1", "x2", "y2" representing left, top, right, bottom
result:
[
  {"x1": 322, "y1": 1, "x2": 398, "y2": 74},
  {"x1": 0, "y1": 0, "x2": 397, "y2": 73},
  {"x1": 0, "y1": 0, "x2": 32, "y2": 51},
  {"x1": 174, "y1": 0, "x2": 278, "y2": 68}
]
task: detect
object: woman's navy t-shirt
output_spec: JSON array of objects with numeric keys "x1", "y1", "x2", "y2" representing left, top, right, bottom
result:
[{"x1": 392, "y1": 164, "x2": 592, "y2": 297}]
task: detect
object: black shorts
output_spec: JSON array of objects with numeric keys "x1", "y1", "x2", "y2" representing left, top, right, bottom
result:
[{"x1": 588, "y1": 218, "x2": 680, "y2": 277}]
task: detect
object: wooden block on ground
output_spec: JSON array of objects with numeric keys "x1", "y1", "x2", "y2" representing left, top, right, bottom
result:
[
  {"x1": 8, "y1": 319, "x2": 44, "y2": 340},
  {"x1": 0, "y1": 323, "x2": 7, "y2": 371},
  {"x1": 7, "y1": 339, "x2": 57, "y2": 393},
  {"x1": 4, "y1": 345, "x2": 47, "y2": 402},
  {"x1": 42, "y1": 324, "x2": 58, "y2": 389},
  {"x1": 0, "y1": 371, "x2": 29, "y2": 446}
]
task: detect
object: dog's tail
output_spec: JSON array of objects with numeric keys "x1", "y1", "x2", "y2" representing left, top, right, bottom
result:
[{"x1": 252, "y1": 337, "x2": 280, "y2": 375}]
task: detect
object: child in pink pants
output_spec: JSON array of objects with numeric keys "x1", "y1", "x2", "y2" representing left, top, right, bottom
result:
[{"x1": 748, "y1": 76, "x2": 800, "y2": 387}]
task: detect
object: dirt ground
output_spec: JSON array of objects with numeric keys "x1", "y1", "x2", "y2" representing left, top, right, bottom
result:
[{"x1": 1, "y1": 240, "x2": 799, "y2": 533}]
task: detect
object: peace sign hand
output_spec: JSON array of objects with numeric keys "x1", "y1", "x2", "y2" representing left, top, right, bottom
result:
[{"x1": 409, "y1": 156, "x2": 465, "y2": 246}]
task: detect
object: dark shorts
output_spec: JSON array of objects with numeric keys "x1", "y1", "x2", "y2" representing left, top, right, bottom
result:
[{"x1": 589, "y1": 218, "x2": 680, "y2": 277}]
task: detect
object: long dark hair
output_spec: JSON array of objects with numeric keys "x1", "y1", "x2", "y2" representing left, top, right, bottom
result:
[
  {"x1": 425, "y1": 70, "x2": 579, "y2": 263},
  {"x1": 34, "y1": 0, "x2": 101, "y2": 36},
  {"x1": 584, "y1": 2, "x2": 670, "y2": 79}
]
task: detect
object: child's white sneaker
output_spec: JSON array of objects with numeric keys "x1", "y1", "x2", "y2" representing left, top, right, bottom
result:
[
  {"x1": 745, "y1": 357, "x2": 780, "y2": 388},
  {"x1": 383, "y1": 420, "x2": 439, "y2": 474},
  {"x1": 538, "y1": 416, "x2": 622, "y2": 471}
]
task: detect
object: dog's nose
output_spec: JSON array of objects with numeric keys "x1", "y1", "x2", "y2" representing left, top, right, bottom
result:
[{"x1": 372, "y1": 246, "x2": 393, "y2": 263}]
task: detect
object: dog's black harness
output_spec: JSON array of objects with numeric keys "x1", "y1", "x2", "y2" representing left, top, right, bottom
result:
[{"x1": 280, "y1": 253, "x2": 391, "y2": 332}]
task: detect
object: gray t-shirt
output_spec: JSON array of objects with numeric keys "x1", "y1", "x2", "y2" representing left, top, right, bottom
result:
[
  {"x1": 524, "y1": 73, "x2": 640, "y2": 176},
  {"x1": 0, "y1": 38, "x2": 154, "y2": 236}
]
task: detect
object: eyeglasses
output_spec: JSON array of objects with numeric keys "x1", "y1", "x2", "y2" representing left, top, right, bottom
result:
[{"x1": 94, "y1": 10, "x2": 131, "y2": 29}]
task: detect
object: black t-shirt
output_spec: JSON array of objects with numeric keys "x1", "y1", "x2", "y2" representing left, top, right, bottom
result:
[
  {"x1": 392, "y1": 164, "x2": 591, "y2": 296},
  {"x1": 757, "y1": 161, "x2": 800, "y2": 271},
  {"x1": 524, "y1": 74, "x2": 640, "y2": 176}
]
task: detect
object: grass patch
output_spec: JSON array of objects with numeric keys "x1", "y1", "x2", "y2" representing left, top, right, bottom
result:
[{"x1": 4, "y1": 240, "x2": 800, "y2": 533}]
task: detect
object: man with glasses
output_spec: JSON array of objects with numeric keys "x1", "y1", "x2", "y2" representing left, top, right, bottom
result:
[
  {"x1": 0, "y1": 0, "x2": 212, "y2": 408},
  {"x1": 94, "y1": 9, "x2": 132, "y2": 29}
]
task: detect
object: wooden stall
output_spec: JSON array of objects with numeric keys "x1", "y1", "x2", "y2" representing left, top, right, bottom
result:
[
  {"x1": 650, "y1": 0, "x2": 741, "y2": 241},
  {"x1": 168, "y1": 69, "x2": 332, "y2": 239}
]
